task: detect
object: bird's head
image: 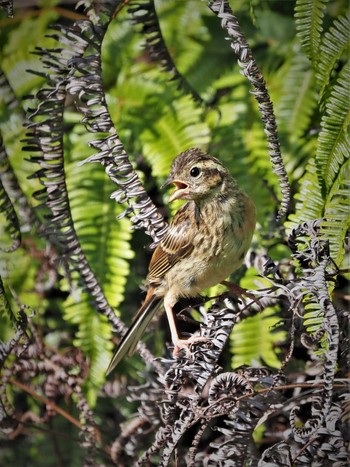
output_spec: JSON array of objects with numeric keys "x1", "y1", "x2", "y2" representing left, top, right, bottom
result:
[{"x1": 161, "y1": 148, "x2": 231, "y2": 202}]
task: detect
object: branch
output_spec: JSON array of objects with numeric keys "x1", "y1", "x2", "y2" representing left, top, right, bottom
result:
[
  {"x1": 208, "y1": 0, "x2": 291, "y2": 220},
  {"x1": 129, "y1": 0, "x2": 207, "y2": 107}
]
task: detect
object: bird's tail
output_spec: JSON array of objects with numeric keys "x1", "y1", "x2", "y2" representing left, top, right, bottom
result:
[{"x1": 106, "y1": 287, "x2": 162, "y2": 375}]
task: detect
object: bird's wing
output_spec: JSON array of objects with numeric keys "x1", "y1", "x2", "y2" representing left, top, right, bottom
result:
[
  {"x1": 148, "y1": 203, "x2": 195, "y2": 280},
  {"x1": 106, "y1": 204, "x2": 197, "y2": 375}
]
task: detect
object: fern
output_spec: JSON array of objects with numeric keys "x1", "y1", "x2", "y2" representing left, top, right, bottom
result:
[
  {"x1": 277, "y1": 52, "x2": 318, "y2": 139},
  {"x1": 1, "y1": 1, "x2": 348, "y2": 464},
  {"x1": 208, "y1": 73, "x2": 276, "y2": 228},
  {"x1": 141, "y1": 95, "x2": 210, "y2": 178},
  {"x1": 0, "y1": 274, "x2": 16, "y2": 328},
  {"x1": 0, "y1": 243, "x2": 42, "y2": 314},
  {"x1": 316, "y1": 60, "x2": 350, "y2": 190},
  {"x1": 246, "y1": 121, "x2": 277, "y2": 183},
  {"x1": 303, "y1": 300, "x2": 324, "y2": 333},
  {"x1": 323, "y1": 162, "x2": 350, "y2": 266},
  {"x1": 0, "y1": 177, "x2": 20, "y2": 252},
  {"x1": 317, "y1": 12, "x2": 350, "y2": 97},
  {"x1": 231, "y1": 307, "x2": 286, "y2": 369},
  {"x1": 245, "y1": 121, "x2": 281, "y2": 229},
  {"x1": 63, "y1": 125, "x2": 134, "y2": 402},
  {"x1": 287, "y1": 14, "x2": 349, "y2": 267},
  {"x1": 129, "y1": 0, "x2": 205, "y2": 106},
  {"x1": 295, "y1": 0, "x2": 329, "y2": 66},
  {"x1": 284, "y1": 138, "x2": 317, "y2": 186},
  {"x1": 63, "y1": 295, "x2": 113, "y2": 406},
  {"x1": 316, "y1": 61, "x2": 350, "y2": 264},
  {"x1": 66, "y1": 129, "x2": 134, "y2": 309},
  {"x1": 108, "y1": 69, "x2": 171, "y2": 143},
  {"x1": 287, "y1": 158, "x2": 324, "y2": 231},
  {"x1": 0, "y1": 11, "x2": 58, "y2": 96}
]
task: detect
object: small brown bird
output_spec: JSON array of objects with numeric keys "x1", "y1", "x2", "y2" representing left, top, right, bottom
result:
[{"x1": 106, "y1": 148, "x2": 256, "y2": 374}]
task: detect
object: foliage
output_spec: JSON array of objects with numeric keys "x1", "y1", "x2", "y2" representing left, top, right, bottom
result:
[{"x1": 0, "y1": 0, "x2": 349, "y2": 465}]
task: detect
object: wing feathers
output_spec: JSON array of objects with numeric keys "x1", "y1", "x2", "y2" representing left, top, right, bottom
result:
[
  {"x1": 106, "y1": 291, "x2": 162, "y2": 375},
  {"x1": 148, "y1": 203, "x2": 195, "y2": 281},
  {"x1": 107, "y1": 203, "x2": 197, "y2": 374}
]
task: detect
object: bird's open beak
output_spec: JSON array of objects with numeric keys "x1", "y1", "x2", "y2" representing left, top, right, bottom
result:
[{"x1": 161, "y1": 176, "x2": 189, "y2": 202}]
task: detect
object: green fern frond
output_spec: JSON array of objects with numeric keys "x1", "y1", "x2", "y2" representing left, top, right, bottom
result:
[
  {"x1": 284, "y1": 138, "x2": 317, "y2": 184},
  {"x1": 277, "y1": 53, "x2": 318, "y2": 139},
  {"x1": 288, "y1": 159, "x2": 348, "y2": 268},
  {"x1": 156, "y1": 0, "x2": 210, "y2": 82},
  {"x1": 294, "y1": 0, "x2": 329, "y2": 66},
  {"x1": 129, "y1": 0, "x2": 205, "y2": 106},
  {"x1": 288, "y1": 162, "x2": 349, "y2": 268},
  {"x1": 0, "y1": 274, "x2": 16, "y2": 328},
  {"x1": 245, "y1": 121, "x2": 280, "y2": 226},
  {"x1": 287, "y1": 40, "x2": 349, "y2": 266},
  {"x1": 317, "y1": 13, "x2": 350, "y2": 97},
  {"x1": 246, "y1": 121, "x2": 278, "y2": 188},
  {"x1": 0, "y1": 177, "x2": 20, "y2": 252},
  {"x1": 0, "y1": 228, "x2": 42, "y2": 299},
  {"x1": 102, "y1": 15, "x2": 138, "y2": 85},
  {"x1": 63, "y1": 295, "x2": 113, "y2": 406},
  {"x1": 63, "y1": 128, "x2": 134, "y2": 401},
  {"x1": 109, "y1": 70, "x2": 166, "y2": 132},
  {"x1": 323, "y1": 161, "x2": 350, "y2": 266},
  {"x1": 1, "y1": 12, "x2": 58, "y2": 96},
  {"x1": 316, "y1": 60, "x2": 350, "y2": 190},
  {"x1": 231, "y1": 307, "x2": 286, "y2": 369},
  {"x1": 303, "y1": 300, "x2": 323, "y2": 333},
  {"x1": 287, "y1": 157, "x2": 324, "y2": 230},
  {"x1": 141, "y1": 95, "x2": 210, "y2": 178},
  {"x1": 66, "y1": 131, "x2": 134, "y2": 309},
  {"x1": 209, "y1": 73, "x2": 276, "y2": 227}
]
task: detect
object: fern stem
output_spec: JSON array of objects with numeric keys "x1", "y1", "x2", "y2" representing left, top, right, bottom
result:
[
  {"x1": 129, "y1": 0, "x2": 207, "y2": 107},
  {"x1": 24, "y1": 11, "x2": 163, "y2": 373},
  {"x1": 208, "y1": 0, "x2": 291, "y2": 220}
]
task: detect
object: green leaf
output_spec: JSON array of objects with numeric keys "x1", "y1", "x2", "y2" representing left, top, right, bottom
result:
[
  {"x1": 1, "y1": 11, "x2": 58, "y2": 96},
  {"x1": 66, "y1": 129, "x2": 134, "y2": 309},
  {"x1": 141, "y1": 96, "x2": 210, "y2": 178},
  {"x1": 277, "y1": 53, "x2": 318, "y2": 139},
  {"x1": 295, "y1": 0, "x2": 329, "y2": 66},
  {"x1": 323, "y1": 161, "x2": 350, "y2": 266},
  {"x1": 316, "y1": 60, "x2": 350, "y2": 190},
  {"x1": 231, "y1": 308, "x2": 286, "y2": 369},
  {"x1": 316, "y1": 13, "x2": 350, "y2": 97},
  {"x1": 287, "y1": 158, "x2": 324, "y2": 227},
  {"x1": 317, "y1": 61, "x2": 349, "y2": 263},
  {"x1": 303, "y1": 301, "x2": 323, "y2": 333},
  {"x1": 63, "y1": 295, "x2": 113, "y2": 406}
]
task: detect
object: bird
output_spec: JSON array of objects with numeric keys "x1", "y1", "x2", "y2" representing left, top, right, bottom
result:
[{"x1": 106, "y1": 147, "x2": 256, "y2": 375}]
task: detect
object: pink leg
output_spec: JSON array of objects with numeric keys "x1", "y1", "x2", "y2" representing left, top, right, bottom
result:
[
  {"x1": 164, "y1": 296, "x2": 180, "y2": 345},
  {"x1": 164, "y1": 296, "x2": 207, "y2": 357}
]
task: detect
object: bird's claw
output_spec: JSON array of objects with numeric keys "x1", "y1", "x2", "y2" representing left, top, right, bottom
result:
[
  {"x1": 221, "y1": 280, "x2": 257, "y2": 302},
  {"x1": 173, "y1": 336, "x2": 208, "y2": 357}
]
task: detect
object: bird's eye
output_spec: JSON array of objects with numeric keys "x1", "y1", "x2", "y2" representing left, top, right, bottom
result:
[{"x1": 190, "y1": 166, "x2": 201, "y2": 177}]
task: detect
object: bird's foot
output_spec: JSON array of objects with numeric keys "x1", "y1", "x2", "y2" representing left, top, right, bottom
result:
[
  {"x1": 173, "y1": 336, "x2": 208, "y2": 357},
  {"x1": 221, "y1": 280, "x2": 256, "y2": 302}
]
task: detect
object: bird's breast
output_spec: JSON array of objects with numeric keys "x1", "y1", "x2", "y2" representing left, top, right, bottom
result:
[{"x1": 166, "y1": 193, "x2": 256, "y2": 298}]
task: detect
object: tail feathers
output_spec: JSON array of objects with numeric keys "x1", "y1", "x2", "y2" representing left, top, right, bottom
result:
[{"x1": 106, "y1": 292, "x2": 162, "y2": 375}]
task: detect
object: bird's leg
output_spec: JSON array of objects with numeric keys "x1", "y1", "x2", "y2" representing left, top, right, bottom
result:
[
  {"x1": 164, "y1": 298, "x2": 208, "y2": 357},
  {"x1": 164, "y1": 297, "x2": 181, "y2": 346},
  {"x1": 221, "y1": 280, "x2": 256, "y2": 301}
]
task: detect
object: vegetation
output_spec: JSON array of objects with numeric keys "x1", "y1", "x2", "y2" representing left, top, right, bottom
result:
[{"x1": 0, "y1": 0, "x2": 348, "y2": 465}]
